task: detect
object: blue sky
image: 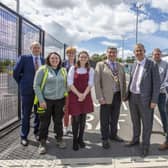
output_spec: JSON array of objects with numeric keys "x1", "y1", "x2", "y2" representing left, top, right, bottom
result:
[{"x1": 1, "y1": 0, "x2": 168, "y2": 58}]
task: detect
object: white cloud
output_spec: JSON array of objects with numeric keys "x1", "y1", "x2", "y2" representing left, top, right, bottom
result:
[
  {"x1": 40, "y1": 0, "x2": 77, "y2": 9},
  {"x1": 139, "y1": 19, "x2": 159, "y2": 34},
  {"x1": 151, "y1": 0, "x2": 168, "y2": 13},
  {"x1": 101, "y1": 41, "x2": 118, "y2": 47},
  {"x1": 86, "y1": 0, "x2": 123, "y2": 7},
  {"x1": 160, "y1": 21, "x2": 168, "y2": 31},
  {"x1": 118, "y1": 48, "x2": 133, "y2": 59},
  {"x1": 1, "y1": 0, "x2": 166, "y2": 57},
  {"x1": 16, "y1": 0, "x2": 138, "y2": 44},
  {"x1": 0, "y1": 0, "x2": 16, "y2": 11}
]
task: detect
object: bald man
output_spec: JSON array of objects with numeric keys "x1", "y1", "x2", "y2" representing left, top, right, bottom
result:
[{"x1": 13, "y1": 41, "x2": 45, "y2": 146}]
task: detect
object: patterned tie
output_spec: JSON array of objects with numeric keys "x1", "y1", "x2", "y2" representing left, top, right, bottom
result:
[
  {"x1": 34, "y1": 57, "x2": 39, "y2": 71},
  {"x1": 111, "y1": 62, "x2": 118, "y2": 76},
  {"x1": 131, "y1": 63, "x2": 140, "y2": 92}
]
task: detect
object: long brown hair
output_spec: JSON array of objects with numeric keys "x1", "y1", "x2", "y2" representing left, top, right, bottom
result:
[{"x1": 76, "y1": 51, "x2": 90, "y2": 68}]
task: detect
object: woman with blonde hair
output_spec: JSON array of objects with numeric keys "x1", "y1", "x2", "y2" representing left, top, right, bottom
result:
[{"x1": 62, "y1": 47, "x2": 76, "y2": 135}]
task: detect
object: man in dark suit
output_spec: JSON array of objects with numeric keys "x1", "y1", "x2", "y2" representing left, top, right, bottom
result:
[
  {"x1": 126, "y1": 43, "x2": 160, "y2": 157},
  {"x1": 13, "y1": 41, "x2": 45, "y2": 146}
]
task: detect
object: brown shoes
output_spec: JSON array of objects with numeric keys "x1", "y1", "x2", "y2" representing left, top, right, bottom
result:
[{"x1": 158, "y1": 143, "x2": 168, "y2": 150}]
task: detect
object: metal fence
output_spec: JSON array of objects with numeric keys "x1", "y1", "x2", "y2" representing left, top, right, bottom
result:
[
  {"x1": 45, "y1": 32, "x2": 65, "y2": 59},
  {"x1": 0, "y1": 2, "x2": 45, "y2": 130}
]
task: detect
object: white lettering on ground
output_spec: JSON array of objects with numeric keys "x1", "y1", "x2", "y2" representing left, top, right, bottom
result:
[{"x1": 86, "y1": 114, "x2": 94, "y2": 130}]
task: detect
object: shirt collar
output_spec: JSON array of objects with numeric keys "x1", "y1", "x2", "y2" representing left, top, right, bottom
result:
[
  {"x1": 106, "y1": 59, "x2": 116, "y2": 64},
  {"x1": 137, "y1": 57, "x2": 146, "y2": 66},
  {"x1": 32, "y1": 55, "x2": 40, "y2": 59}
]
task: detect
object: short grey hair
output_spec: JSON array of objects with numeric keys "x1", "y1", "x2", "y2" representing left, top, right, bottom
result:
[{"x1": 107, "y1": 46, "x2": 117, "y2": 52}]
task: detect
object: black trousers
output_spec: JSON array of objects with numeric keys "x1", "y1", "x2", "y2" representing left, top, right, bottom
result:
[
  {"x1": 72, "y1": 114, "x2": 86, "y2": 141},
  {"x1": 39, "y1": 98, "x2": 65, "y2": 140},
  {"x1": 100, "y1": 92, "x2": 121, "y2": 140}
]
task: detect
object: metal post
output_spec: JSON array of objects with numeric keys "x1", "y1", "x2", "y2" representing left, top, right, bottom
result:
[
  {"x1": 122, "y1": 35, "x2": 125, "y2": 60},
  {"x1": 135, "y1": 3, "x2": 143, "y2": 44},
  {"x1": 136, "y1": 6, "x2": 139, "y2": 44},
  {"x1": 63, "y1": 43, "x2": 66, "y2": 60},
  {"x1": 15, "y1": 0, "x2": 20, "y2": 13}
]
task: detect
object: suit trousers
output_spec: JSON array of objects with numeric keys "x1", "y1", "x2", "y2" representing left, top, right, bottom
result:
[
  {"x1": 100, "y1": 92, "x2": 121, "y2": 140},
  {"x1": 20, "y1": 95, "x2": 39, "y2": 139},
  {"x1": 158, "y1": 93, "x2": 168, "y2": 142},
  {"x1": 129, "y1": 93, "x2": 153, "y2": 148}
]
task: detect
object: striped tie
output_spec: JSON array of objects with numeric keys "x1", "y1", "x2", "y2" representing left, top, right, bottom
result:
[{"x1": 131, "y1": 63, "x2": 140, "y2": 92}]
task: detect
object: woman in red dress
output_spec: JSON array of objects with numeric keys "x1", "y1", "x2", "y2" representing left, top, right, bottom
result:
[
  {"x1": 67, "y1": 51, "x2": 94, "y2": 151},
  {"x1": 62, "y1": 47, "x2": 76, "y2": 135}
]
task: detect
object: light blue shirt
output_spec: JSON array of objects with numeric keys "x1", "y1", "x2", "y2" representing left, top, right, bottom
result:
[
  {"x1": 32, "y1": 55, "x2": 42, "y2": 67},
  {"x1": 130, "y1": 57, "x2": 146, "y2": 94}
]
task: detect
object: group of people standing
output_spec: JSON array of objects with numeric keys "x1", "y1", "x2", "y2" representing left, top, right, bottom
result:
[{"x1": 13, "y1": 41, "x2": 168, "y2": 158}]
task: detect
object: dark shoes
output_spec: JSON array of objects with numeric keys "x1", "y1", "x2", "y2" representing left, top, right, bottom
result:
[
  {"x1": 78, "y1": 139, "x2": 86, "y2": 148},
  {"x1": 158, "y1": 143, "x2": 168, "y2": 150},
  {"x1": 73, "y1": 139, "x2": 79, "y2": 151},
  {"x1": 102, "y1": 140, "x2": 110, "y2": 149},
  {"x1": 21, "y1": 139, "x2": 28, "y2": 146},
  {"x1": 141, "y1": 148, "x2": 149, "y2": 158},
  {"x1": 73, "y1": 139, "x2": 86, "y2": 151},
  {"x1": 110, "y1": 135, "x2": 124, "y2": 142},
  {"x1": 125, "y1": 140, "x2": 140, "y2": 147}
]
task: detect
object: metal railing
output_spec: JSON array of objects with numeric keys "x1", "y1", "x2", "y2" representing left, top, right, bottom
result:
[{"x1": 0, "y1": 2, "x2": 44, "y2": 130}]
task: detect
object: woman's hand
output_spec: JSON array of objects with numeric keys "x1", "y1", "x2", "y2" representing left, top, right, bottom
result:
[
  {"x1": 40, "y1": 102, "x2": 47, "y2": 109},
  {"x1": 78, "y1": 93, "x2": 86, "y2": 102}
]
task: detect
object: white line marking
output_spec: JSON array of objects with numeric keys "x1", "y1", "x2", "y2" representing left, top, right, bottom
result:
[
  {"x1": 95, "y1": 121, "x2": 100, "y2": 130},
  {"x1": 122, "y1": 102, "x2": 128, "y2": 111},
  {"x1": 117, "y1": 123, "x2": 120, "y2": 130},
  {"x1": 93, "y1": 103, "x2": 100, "y2": 107},
  {"x1": 154, "y1": 114, "x2": 163, "y2": 127},
  {"x1": 118, "y1": 119, "x2": 125, "y2": 122},
  {"x1": 120, "y1": 113, "x2": 128, "y2": 117}
]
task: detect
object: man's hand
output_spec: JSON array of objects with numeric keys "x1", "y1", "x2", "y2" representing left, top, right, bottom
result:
[
  {"x1": 150, "y1": 102, "x2": 156, "y2": 109},
  {"x1": 99, "y1": 98, "x2": 106, "y2": 105}
]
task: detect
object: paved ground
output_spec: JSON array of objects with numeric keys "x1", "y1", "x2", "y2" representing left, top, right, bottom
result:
[{"x1": 1, "y1": 88, "x2": 168, "y2": 167}]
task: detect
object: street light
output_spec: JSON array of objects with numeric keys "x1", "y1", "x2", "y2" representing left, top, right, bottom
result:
[
  {"x1": 135, "y1": 2, "x2": 143, "y2": 44},
  {"x1": 16, "y1": 0, "x2": 20, "y2": 13},
  {"x1": 121, "y1": 35, "x2": 125, "y2": 60}
]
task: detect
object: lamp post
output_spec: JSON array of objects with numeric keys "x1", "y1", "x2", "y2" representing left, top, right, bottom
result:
[
  {"x1": 135, "y1": 2, "x2": 143, "y2": 44},
  {"x1": 14, "y1": 0, "x2": 20, "y2": 13},
  {"x1": 121, "y1": 35, "x2": 125, "y2": 60}
]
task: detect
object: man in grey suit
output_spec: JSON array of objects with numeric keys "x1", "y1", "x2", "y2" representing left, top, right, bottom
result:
[
  {"x1": 95, "y1": 46, "x2": 126, "y2": 149},
  {"x1": 152, "y1": 48, "x2": 168, "y2": 150},
  {"x1": 126, "y1": 43, "x2": 160, "y2": 157}
]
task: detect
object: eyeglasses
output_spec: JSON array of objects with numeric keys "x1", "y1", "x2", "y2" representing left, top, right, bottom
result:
[{"x1": 79, "y1": 56, "x2": 88, "y2": 59}]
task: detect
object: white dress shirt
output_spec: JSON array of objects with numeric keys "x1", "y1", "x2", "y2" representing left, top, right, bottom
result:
[
  {"x1": 32, "y1": 55, "x2": 42, "y2": 67},
  {"x1": 130, "y1": 57, "x2": 146, "y2": 94},
  {"x1": 67, "y1": 66, "x2": 94, "y2": 87}
]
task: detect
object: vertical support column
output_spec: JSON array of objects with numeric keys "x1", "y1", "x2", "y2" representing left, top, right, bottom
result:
[
  {"x1": 17, "y1": 16, "x2": 22, "y2": 119},
  {"x1": 63, "y1": 43, "x2": 67, "y2": 60}
]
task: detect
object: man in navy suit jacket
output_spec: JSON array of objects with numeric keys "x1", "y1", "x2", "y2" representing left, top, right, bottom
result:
[{"x1": 13, "y1": 41, "x2": 45, "y2": 146}]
